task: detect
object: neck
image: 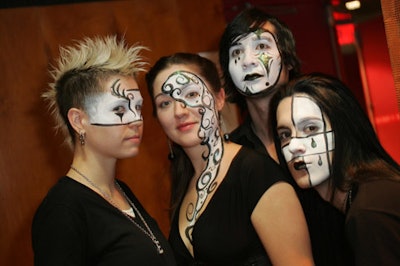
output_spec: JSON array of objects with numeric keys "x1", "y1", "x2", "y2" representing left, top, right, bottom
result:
[
  {"x1": 245, "y1": 95, "x2": 278, "y2": 161},
  {"x1": 315, "y1": 181, "x2": 349, "y2": 213},
  {"x1": 68, "y1": 151, "x2": 117, "y2": 193}
]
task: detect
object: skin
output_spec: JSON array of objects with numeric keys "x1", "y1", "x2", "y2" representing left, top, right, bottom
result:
[
  {"x1": 228, "y1": 22, "x2": 292, "y2": 162},
  {"x1": 276, "y1": 94, "x2": 347, "y2": 212},
  {"x1": 66, "y1": 75, "x2": 144, "y2": 211},
  {"x1": 152, "y1": 64, "x2": 314, "y2": 265},
  {"x1": 229, "y1": 28, "x2": 282, "y2": 96},
  {"x1": 276, "y1": 95, "x2": 334, "y2": 188}
]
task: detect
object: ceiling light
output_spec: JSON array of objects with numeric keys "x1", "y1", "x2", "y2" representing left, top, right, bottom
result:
[{"x1": 345, "y1": 0, "x2": 361, "y2": 10}]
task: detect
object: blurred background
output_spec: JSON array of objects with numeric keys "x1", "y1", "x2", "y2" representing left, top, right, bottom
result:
[{"x1": 1, "y1": 1, "x2": 398, "y2": 265}]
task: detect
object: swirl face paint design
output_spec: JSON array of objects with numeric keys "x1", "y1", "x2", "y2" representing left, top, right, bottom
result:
[
  {"x1": 228, "y1": 29, "x2": 282, "y2": 96},
  {"x1": 162, "y1": 71, "x2": 223, "y2": 242},
  {"x1": 277, "y1": 95, "x2": 334, "y2": 188},
  {"x1": 86, "y1": 78, "x2": 143, "y2": 126}
]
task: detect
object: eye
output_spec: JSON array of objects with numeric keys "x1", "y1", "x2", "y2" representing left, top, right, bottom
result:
[
  {"x1": 277, "y1": 129, "x2": 292, "y2": 146},
  {"x1": 186, "y1": 91, "x2": 200, "y2": 99},
  {"x1": 230, "y1": 48, "x2": 242, "y2": 58},
  {"x1": 135, "y1": 104, "x2": 142, "y2": 112},
  {"x1": 113, "y1": 106, "x2": 126, "y2": 115},
  {"x1": 258, "y1": 43, "x2": 266, "y2": 49},
  {"x1": 256, "y1": 42, "x2": 271, "y2": 51},
  {"x1": 158, "y1": 100, "x2": 172, "y2": 109},
  {"x1": 304, "y1": 124, "x2": 320, "y2": 135}
]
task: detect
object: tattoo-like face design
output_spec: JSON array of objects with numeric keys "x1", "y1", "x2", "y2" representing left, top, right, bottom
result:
[
  {"x1": 157, "y1": 70, "x2": 223, "y2": 243},
  {"x1": 86, "y1": 78, "x2": 143, "y2": 126},
  {"x1": 160, "y1": 71, "x2": 219, "y2": 140},
  {"x1": 276, "y1": 95, "x2": 335, "y2": 188},
  {"x1": 228, "y1": 29, "x2": 282, "y2": 96}
]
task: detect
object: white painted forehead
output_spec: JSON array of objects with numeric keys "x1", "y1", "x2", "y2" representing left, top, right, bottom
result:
[{"x1": 291, "y1": 95, "x2": 323, "y2": 123}]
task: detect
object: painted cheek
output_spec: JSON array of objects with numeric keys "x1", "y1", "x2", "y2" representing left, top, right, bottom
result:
[
  {"x1": 301, "y1": 132, "x2": 334, "y2": 157},
  {"x1": 281, "y1": 145, "x2": 292, "y2": 163},
  {"x1": 228, "y1": 61, "x2": 243, "y2": 86},
  {"x1": 308, "y1": 156, "x2": 331, "y2": 187}
]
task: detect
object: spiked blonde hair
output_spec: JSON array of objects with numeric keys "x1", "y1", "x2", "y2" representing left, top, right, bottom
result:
[{"x1": 43, "y1": 35, "x2": 148, "y2": 148}]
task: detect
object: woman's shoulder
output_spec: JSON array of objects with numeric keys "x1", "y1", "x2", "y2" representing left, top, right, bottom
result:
[
  {"x1": 38, "y1": 176, "x2": 99, "y2": 210},
  {"x1": 227, "y1": 145, "x2": 288, "y2": 185},
  {"x1": 232, "y1": 145, "x2": 284, "y2": 174}
]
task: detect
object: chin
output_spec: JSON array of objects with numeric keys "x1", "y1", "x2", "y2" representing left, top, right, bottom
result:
[
  {"x1": 124, "y1": 148, "x2": 140, "y2": 158},
  {"x1": 292, "y1": 175, "x2": 311, "y2": 189}
]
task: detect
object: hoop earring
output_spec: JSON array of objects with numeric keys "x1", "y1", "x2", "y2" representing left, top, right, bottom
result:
[
  {"x1": 79, "y1": 131, "x2": 86, "y2": 146},
  {"x1": 167, "y1": 138, "x2": 175, "y2": 160}
]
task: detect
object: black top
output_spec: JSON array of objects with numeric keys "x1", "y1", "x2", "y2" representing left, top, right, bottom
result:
[
  {"x1": 346, "y1": 179, "x2": 400, "y2": 266},
  {"x1": 32, "y1": 177, "x2": 176, "y2": 266},
  {"x1": 230, "y1": 116, "x2": 354, "y2": 266},
  {"x1": 169, "y1": 146, "x2": 287, "y2": 265}
]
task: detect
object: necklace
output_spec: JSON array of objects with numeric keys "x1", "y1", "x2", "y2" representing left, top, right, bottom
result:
[{"x1": 70, "y1": 166, "x2": 164, "y2": 255}]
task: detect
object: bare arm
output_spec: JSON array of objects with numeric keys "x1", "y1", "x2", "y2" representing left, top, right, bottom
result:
[{"x1": 251, "y1": 182, "x2": 314, "y2": 266}]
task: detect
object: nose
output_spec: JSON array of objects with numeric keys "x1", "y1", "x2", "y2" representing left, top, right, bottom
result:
[
  {"x1": 242, "y1": 48, "x2": 258, "y2": 69},
  {"x1": 287, "y1": 137, "x2": 306, "y2": 156},
  {"x1": 174, "y1": 101, "x2": 188, "y2": 117},
  {"x1": 127, "y1": 119, "x2": 143, "y2": 129}
]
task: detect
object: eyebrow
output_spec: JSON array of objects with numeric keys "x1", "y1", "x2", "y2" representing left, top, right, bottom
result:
[
  {"x1": 154, "y1": 93, "x2": 171, "y2": 100},
  {"x1": 276, "y1": 125, "x2": 289, "y2": 132}
]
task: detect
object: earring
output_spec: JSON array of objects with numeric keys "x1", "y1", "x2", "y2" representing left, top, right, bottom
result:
[
  {"x1": 219, "y1": 114, "x2": 230, "y2": 142},
  {"x1": 167, "y1": 138, "x2": 175, "y2": 160},
  {"x1": 79, "y1": 131, "x2": 86, "y2": 146}
]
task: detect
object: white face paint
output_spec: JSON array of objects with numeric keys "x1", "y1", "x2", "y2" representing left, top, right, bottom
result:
[
  {"x1": 154, "y1": 69, "x2": 224, "y2": 243},
  {"x1": 228, "y1": 29, "x2": 282, "y2": 96},
  {"x1": 86, "y1": 78, "x2": 143, "y2": 126},
  {"x1": 157, "y1": 70, "x2": 219, "y2": 141},
  {"x1": 277, "y1": 95, "x2": 334, "y2": 188}
]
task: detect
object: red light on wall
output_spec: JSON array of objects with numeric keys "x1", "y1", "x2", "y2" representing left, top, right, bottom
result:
[
  {"x1": 331, "y1": 0, "x2": 340, "y2": 6},
  {"x1": 336, "y1": 23, "x2": 355, "y2": 45},
  {"x1": 333, "y1": 11, "x2": 352, "y2": 21}
]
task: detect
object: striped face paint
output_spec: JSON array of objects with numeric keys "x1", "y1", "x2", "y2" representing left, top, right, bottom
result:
[
  {"x1": 86, "y1": 77, "x2": 143, "y2": 126},
  {"x1": 277, "y1": 95, "x2": 334, "y2": 188}
]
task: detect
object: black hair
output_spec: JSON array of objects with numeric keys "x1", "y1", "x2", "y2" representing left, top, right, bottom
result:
[
  {"x1": 270, "y1": 72, "x2": 400, "y2": 201},
  {"x1": 219, "y1": 7, "x2": 301, "y2": 111},
  {"x1": 146, "y1": 52, "x2": 222, "y2": 218}
]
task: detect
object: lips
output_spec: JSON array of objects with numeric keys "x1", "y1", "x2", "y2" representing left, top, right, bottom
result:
[
  {"x1": 244, "y1": 73, "x2": 262, "y2": 81},
  {"x1": 293, "y1": 161, "x2": 307, "y2": 170},
  {"x1": 177, "y1": 122, "x2": 196, "y2": 131},
  {"x1": 126, "y1": 135, "x2": 140, "y2": 141}
]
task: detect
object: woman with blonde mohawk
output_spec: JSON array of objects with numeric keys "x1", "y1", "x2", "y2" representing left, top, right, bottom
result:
[{"x1": 32, "y1": 36, "x2": 176, "y2": 266}]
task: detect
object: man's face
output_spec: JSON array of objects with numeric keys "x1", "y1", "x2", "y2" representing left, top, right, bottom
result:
[{"x1": 228, "y1": 27, "x2": 282, "y2": 96}]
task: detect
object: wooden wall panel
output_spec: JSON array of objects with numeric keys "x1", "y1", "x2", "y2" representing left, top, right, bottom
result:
[{"x1": 0, "y1": 1, "x2": 226, "y2": 265}]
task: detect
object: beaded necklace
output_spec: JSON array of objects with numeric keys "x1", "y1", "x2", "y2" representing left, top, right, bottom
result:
[{"x1": 70, "y1": 166, "x2": 164, "y2": 255}]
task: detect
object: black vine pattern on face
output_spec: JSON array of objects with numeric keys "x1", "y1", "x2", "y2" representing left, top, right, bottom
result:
[
  {"x1": 108, "y1": 79, "x2": 142, "y2": 124},
  {"x1": 162, "y1": 71, "x2": 224, "y2": 243}
]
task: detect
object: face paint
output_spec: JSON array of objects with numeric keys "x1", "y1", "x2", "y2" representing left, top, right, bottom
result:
[
  {"x1": 161, "y1": 71, "x2": 219, "y2": 140},
  {"x1": 228, "y1": 28, "x2": 282, "y2": 96},
  {"x1": 86, "y1": 78, "x2": 143, "y2": 126},
  {"x1": 277, "y1": 95, "x2": 334, "y2": 187},
  {"x1": 159, "y1": 70, "x2": 223, "y2": 242}
]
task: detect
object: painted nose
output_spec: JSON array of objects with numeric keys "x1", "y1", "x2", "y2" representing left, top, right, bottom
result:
[
  {"x1": 242, "y1": 49, "x2": 258, "y2": 69},
  {"x1": 287, "y1": 137, "x2": 307, "y2": 156}
]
